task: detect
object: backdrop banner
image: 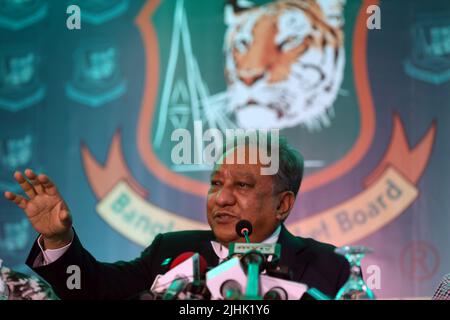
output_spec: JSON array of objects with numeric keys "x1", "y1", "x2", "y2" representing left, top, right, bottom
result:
[{"x1": 1, "y1": 0, "x2": 449, "y2": 299}]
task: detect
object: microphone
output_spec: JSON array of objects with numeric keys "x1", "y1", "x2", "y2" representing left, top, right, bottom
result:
[
  {"x1": 432, "y1": 274, "x2": 450, "y2": 300},
  {"x1": 170, "y1": 251, "x2": 208, "y2": 281},
  {"x1": 206, "y1": 221, "x2": 309, "y2": 300},
  {"x1": 150, "y1": 252, "x2": 208, "y2": 300},
  {"x1": 206, "y1": 256, "x2": 308, "y2": 300},
  {"x1": 231, "y1": 221, "x2": 281, "y2": 264},
  {"x1": 161, "y1": 252, "x2": 197, "y2": 300},
  {"x1": 236, "y1": 220, "x2": 253, "y2": 243},
  {"x1": 163, "y1": 276, "x2": 189, "y2": 300},
  {"x1": 162, "y1": 252, "x2": 208, "y2": 300},
  {"x1": 183, "y1": 253, "x2": 210, "y2": 299},
  {"x1": 235, "y1": 220, "x2": 263, "y2": 298},
  {"x1": 263, "y1": 286, "x2": 288, "y2": 300},
  {"x1": 220, "y1": 279, "x2": 242, "y2": 300}
]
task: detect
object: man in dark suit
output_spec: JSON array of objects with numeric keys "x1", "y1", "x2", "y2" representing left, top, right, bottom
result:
[{"x1": 4, "y1": 136, "x2": 350, "y2": 299}]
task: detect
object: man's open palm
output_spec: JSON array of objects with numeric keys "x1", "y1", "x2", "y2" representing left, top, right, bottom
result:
[{"x1": 3, "y1": 169, "x2": 72, "y2": 243}]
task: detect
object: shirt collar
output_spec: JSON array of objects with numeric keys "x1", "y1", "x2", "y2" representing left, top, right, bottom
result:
[{"x1": 210, "y1": 224, "x2": 282, "y2": 262}]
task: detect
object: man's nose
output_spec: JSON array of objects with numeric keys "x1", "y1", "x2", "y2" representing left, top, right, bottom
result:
[{"x1": 215, "y1": 186, "x2": 236, "y2": 207}]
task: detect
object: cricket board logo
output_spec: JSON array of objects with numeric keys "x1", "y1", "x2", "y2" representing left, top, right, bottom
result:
[
  {"x1": 81, "y1": 0, "x2": 436, "y2": 247},
  {"x1": 65, "y1": 43, "x2": 127, "y2": 108},
  {"x1": 0, "y1": 48, "x2": 46, "y2": 112},
  {"x1": 403, "y1": 12, "x2": 450, "y2": 85}
]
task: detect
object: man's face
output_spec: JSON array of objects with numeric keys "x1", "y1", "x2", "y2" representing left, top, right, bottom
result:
[{"x1": 207, "y1": 146, "x2": 281, "y2": 245}]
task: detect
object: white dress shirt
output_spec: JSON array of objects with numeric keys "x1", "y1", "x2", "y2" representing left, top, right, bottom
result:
[{"x1": 33, "y1": 235, "x2": 73, "y2": 267}]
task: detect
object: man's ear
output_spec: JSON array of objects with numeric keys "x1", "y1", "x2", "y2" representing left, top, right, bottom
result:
[{"x1": 276, "y1": 191, "x2": 296, "y2": 221}]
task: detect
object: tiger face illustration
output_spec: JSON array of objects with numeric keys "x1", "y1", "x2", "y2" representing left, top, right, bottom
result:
[{"x1": 224, "y1": 0, "x2": 346, "y2": 131}]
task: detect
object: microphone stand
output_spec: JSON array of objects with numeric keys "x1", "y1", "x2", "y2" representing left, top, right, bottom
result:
[
  {"x1": 241, "y1": 230, "x2": 263, "y2": 300},
  {"x1": 244, "y1": 260, "x2": 262, "y2": 299}
]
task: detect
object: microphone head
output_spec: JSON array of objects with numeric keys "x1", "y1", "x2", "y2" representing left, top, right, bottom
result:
[
  {"x1": 263, "y1": 287, "x2": 288, "y2": 300},
  {"x1": 170, "y1": 252, "x2": 195, "y2": 269},
  {"x1": 169, "y1": 252, "x2": 208, "y2": 275},
  {"x1": 235, "y1": 219, "x2": 253, "y2": 238},
  {"x1": 220, "y1": 280, "x2": 242, "y2": 300}
]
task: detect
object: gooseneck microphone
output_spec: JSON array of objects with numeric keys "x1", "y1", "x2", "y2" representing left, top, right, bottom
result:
[
  {"x1": 235, "y1": 219, "x2": 253, "y2": 243},
  {"x1": 234, "y1": 219, "x2": 263, "y2": 299}
]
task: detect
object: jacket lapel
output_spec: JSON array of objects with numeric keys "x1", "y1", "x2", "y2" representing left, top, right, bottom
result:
[
  {"x1": 192, "y1": 231, "x2": 220, "y2": 268},
  {"x1": 277, "y1": 224, "x2": 310, "y2": 282}
]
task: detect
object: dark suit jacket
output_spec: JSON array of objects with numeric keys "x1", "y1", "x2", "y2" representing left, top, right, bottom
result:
[{"x1": 26, "y1": 225, "x2": 350, "y2": 300}]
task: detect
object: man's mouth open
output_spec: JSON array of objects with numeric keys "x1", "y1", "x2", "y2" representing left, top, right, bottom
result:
[{"x1": 213, "y1": 212, "x2": 239, "y2": 224}]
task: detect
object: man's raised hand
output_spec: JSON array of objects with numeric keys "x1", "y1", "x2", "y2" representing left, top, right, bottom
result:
[{"x1": 3, "y1": 169, "x2": 73, "y2": 249}]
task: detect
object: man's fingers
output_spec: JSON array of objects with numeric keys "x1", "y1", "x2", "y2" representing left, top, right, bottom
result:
[
  {"x1": 13, "y1": 171, "x2": 37, "y2": 199},
  {"x1": 3, "y1": 191, "x2": 14, "y2": 201},
  {"x1": 4, "y1": 191, "x2": 28, "y2": 209},
  {"x1": 37, "y1": 174, "x2": 58, "y2": 196},
  {"x1": 25, "y1": 169, "x2": 44, "y2": 194}
]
